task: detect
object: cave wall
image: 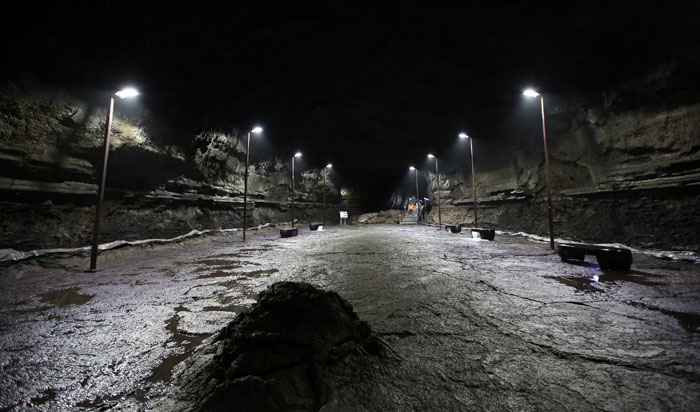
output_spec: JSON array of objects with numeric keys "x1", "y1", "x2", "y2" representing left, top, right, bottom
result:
[
  {"x1": 0, "y1": 80, "x2": 361, "y2": 251},
  {"x1": 423, "y1": 73, "x2": 700, "y2": 252}
]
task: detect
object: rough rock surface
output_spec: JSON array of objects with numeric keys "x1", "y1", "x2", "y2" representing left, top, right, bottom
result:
[
  {"x1": 155, "y1": 282, "x2": 383, "y2": 412},
  {"x1": 352, "y1": 210, "x2": 401, "y2": 224},
  {"x1": 418, "y1": 69, "x2": 700, "y2": 251},
  {"x1": 0, "y1": 79, "x2": 360, "y2": 250}
]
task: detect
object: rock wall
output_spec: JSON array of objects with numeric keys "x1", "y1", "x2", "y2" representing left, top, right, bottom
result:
[
  {"x1": 423, "y1": 72, "x2": 700, "y2": 252},
  {"x1": 0, "y1": 80, "x2": 361, "y2": 251}
]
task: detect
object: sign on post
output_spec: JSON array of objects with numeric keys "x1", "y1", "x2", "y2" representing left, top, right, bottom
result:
[{"x1": 339, "y1": 211, "x2": 348, "y2": 225}]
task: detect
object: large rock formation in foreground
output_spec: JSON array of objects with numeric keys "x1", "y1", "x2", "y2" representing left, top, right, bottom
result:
[{"x1": 155, "y1": 282, "x2": 383, "y2": 412}]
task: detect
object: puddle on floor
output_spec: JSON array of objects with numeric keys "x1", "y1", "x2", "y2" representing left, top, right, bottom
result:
[
  {"x1": 29, "y1": 388, "x2": 58, "y2": 406},
  {"x1": 546, "y1": 270, "x2": 669, "y2": 293},
  {"x1": 205, "y1": 254, "x2": 262, "y2": 265},
  {"x1": 74, "y1": 390, "x2": 127, "y2": 409},
  {"x1": 0, "y1": 299, "x2": 50, "y2": 316},
  {"x1": 627, "y1": 301, "x2": 700, "y2": 334},
  {"x1": 239, "y1": 248, "x2": 273, "y2": 253},
  {"x1": 214, "y1": 269, "x2": 279, "y2": 288},
  {"x1": 38, "y1": 288, "x2": 93, "y2": 307},
  {"x1": 545, "y1": 275, "x2": 602, "y2": 293},
  {"x1": 197, "y1": 270, "x2": 237, "y2": 279},
  {"x1": 237, "y1": 268, "x2": 279, "y2": 278},
  {"x1": 202, "y1": 304, "x2": 249, "y2": 313},
  {"x1": 146, "y1": 315, "x2": 211, "y2": 383},
  {"x1": 195, "y1": 259, "x2": 243, "y2": 266}
]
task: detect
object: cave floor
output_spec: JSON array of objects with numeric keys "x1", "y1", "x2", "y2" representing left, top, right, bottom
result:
[{"x1": 1, "y1": 224, "x2": 699, "y2": 411}]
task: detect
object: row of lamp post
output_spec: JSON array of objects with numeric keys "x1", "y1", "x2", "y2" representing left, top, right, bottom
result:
[
  {"x1": 410, "y1": 132, "x2": 478, "y2": 232},
  {"x1": 412, "y1": 88, "x2": 553, "y2": 248},
  {"x1": 90, "y1": 88, "x2": 335, "y2": 270},
  {"x1": 89, "y1": 85, "x2": 553, "y2": 270},
  {"x1": 244, "y1": 139, "x2": 334, "y2": 241}
]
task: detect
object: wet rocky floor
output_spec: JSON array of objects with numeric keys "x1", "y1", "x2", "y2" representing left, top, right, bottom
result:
[{"x1": 0, "y1": 224, "x2": 698, "y2": 411}]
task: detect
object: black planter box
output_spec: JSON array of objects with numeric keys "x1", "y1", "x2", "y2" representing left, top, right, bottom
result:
[
  {"x1": 280, "y1": 227, "x2": 299, "y2": 238},
  {"x1": 471, "y1": 228, "x2": 495, "y2": 241},
  {"x1": 556, "y1": 242, "x2": 633, "y2": 271},
  {"x1": 309, "y1": 222, "x2": 322, "y2": 231},
  {"x1": 445, "y1": 224, "x2": 462, "y2": 233}
]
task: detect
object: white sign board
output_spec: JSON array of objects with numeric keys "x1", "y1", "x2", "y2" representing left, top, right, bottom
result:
[{"x1": 340, "y1": 211, "x2": 348, "y2": 218}]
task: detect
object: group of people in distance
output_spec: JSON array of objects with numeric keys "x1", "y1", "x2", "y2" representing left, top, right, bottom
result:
[{"x1": 405, "y1": 196, "x2": 429, "y2": 222}]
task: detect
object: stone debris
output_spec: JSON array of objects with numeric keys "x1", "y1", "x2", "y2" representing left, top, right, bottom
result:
[
  {"x1": 353, "y1": 210, "x2": 401, "y2": 224},
  {"x1": 156, "y1": 282, "x2": 383, "y2": 412}
]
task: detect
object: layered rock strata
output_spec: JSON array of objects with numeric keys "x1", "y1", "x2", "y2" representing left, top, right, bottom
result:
[{"x1": 0, "y1": 80, "x2": 359, "y2": 250}]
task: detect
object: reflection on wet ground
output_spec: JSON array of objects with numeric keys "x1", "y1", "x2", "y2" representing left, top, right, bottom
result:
[
  {"x1": 38, "y1": 287, "x2": 93, "y2": 307},
  {"x1": 545, "y1": 269, "x2": 670, "y2": 293},
  {"x1": 627, "y1": 301, "x2": 700, "y2": 334},
  {"x1": 192, "y1": 259, "x2": 242, "y2": 266},
  {"x1": 29, "y1": 389, "x2": 58, "y2": 407},
  {"x1": 201, "y1": 269, "x2": 280, "y2": 283},
  {"x1": 197, "y1": 270, "x2": 238, "y2": 279},
  {"x1": 237, "y1": 268, "x2": 279, "y2": 278},
  {"x1": 147, "y1": 315, "x2": 211, "y2": 384},
  {"x1": 545, "y1": 275, "x2": 602, "y2": 293},
  {"x1": 1, "y1": 225, "x2": 698, "y2": 411},
  {"x1": 545, "y1": 268, "x2": 699, "y2": 333}
]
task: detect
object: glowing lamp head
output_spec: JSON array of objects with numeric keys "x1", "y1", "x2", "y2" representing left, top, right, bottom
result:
[
  {"x1": 459, "y1": 133, "x2": 469, "y2": 139},
  {"x1": 326, "y1": 163, "x2": 332, "y2": 168},
  {"x1": 115, "y1": 87, "x2": 139, "y2": 99},
  {"x1": 294, "y1": 152, "x2": 302, "y2": 158},
  {"x1": 523, "y1": 88, "x2": 540, "y2": 98},
  {"x1": 427, "y1": 154, "x2": 435, "y2": 159},
  {"x1": 409, "y1": 166, "x2": 415, "y2": 170},
  {"x1": 251, "y1": 126, "x2": 263, "y2": 133}
]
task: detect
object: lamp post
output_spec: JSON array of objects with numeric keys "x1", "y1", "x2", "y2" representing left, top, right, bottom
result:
[
  {"x1": 524, "y1": 88, "x2": 554, "y2": 249},
  {"x1": 89, "y1": 87, "x2": 139, "y2": 271},
  {"x1": 409, "y1": 166, "x2": 419, "y2": 200},
  {"x1": 427, "y1": 154, "x2": 442, "y2": 230},
  {"x1": 242, "y1": 126, "x2": 263, "y2": 242},
  {"x1": 459, "y1": 133, "x2": 478, "y2": 226},
  {"x1": 323, "y1": 163, "x2": 332, "y2": 226},
  {"x1": 291, "y1": 152, "x2": 302, "y2": 227}
]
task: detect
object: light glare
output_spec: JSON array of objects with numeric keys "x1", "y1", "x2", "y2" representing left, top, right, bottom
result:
[
  {"x1": 115, "y1": 87, "x2": 139, "y2": 99},
  {"x1": 427, "y1": 154, "x2": 435, "y2": 158},
  {"x1": 409, "y1": 166, "x2": 415, "y2": 170},
  {"x1": 294, "y1": 152, "x2": 302, "y2": 158},
  {"x1": 326, "y1": 163, "x2": 332, "y2": 168},
  {"x1": 459, "y1": 133, "x2": 469, "y2": 139},
  {"x1": 523, "y1": 88, "x2": 540, "y2": 98},
  {"x1": 251, "y1": 126, "x2": 263, "y2": 133}
]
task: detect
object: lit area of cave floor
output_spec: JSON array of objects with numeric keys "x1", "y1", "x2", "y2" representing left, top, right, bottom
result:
[{"x1": 1, "y1": 224, "x2": 699, "y2": 411}]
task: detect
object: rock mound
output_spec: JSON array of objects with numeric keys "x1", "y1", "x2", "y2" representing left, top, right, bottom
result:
[
  {"x1": 353, "y1": 210, "x2": 401, "y2": 224},
  {"x1": 157, "y1": 282, "x2": 382, "y2": 412}
]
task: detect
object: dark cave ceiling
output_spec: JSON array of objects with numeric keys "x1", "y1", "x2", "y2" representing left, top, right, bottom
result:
[{"x1": 4, "y1": 1, "x2": 699, "y2": 200}]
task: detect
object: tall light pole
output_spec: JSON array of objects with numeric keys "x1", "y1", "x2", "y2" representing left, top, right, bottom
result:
[
  {"x1": 409, "y1": 166, "x2": 419, "y2": 200},
  {"x1": 427, "y1": 154, "x2": 442, "y2": 230},
  {"x1": 242, "y1": 126, "x2": 262, "y2": 242},
  {"x1": 291, "y1": 152, "x2": 302, "y2": 227},
  {"x1": 459, "y1": 132, "x2": 478, "y2": 226},
  {"x1": 89, "y1": 87, "x2": 139, "y2": 271},
  {"x1": 524, "y1": 88, "x2": 555, "y2": 249},
  {"x1": 323, "y1": 163, "x2": 332, "y2": 226}
]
